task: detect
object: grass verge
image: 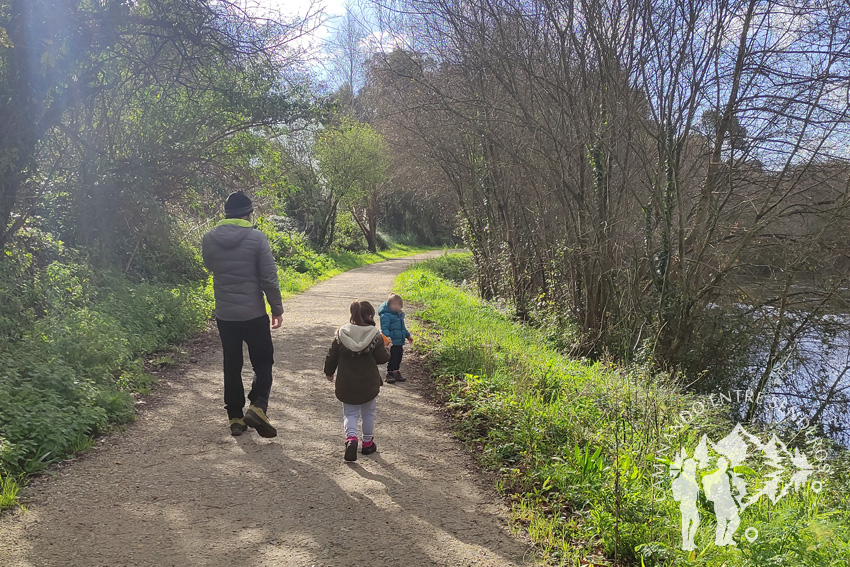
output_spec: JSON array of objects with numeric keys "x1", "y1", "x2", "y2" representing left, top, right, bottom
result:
[
  {"x1": 397, "y1": 254, "x2": 850, "y2": 566},
  {"x1": 277, "y1": 245, "x2": 434, "y2": 299},
  {"x1": 0, "y1": 473, "x2": 20, "y2": 510}
]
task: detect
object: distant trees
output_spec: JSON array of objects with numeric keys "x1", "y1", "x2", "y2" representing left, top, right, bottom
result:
[
  {"x1": 365, "y1": 0, "x2": 850, "y2": 434},
  {"x1": 358, "y1": 50, "x2": 460, "y2": 245},
  {"x1": 324, "y1": 1, "x2": 371, "y2": 107},
  {"x1": 315, "y1": 117, "x2": 390, "y2": 252}
]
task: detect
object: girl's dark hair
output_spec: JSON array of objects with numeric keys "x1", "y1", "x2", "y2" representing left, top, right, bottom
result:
[{"x1": 350, "y1": 300, "x2": 376, "y2": 326}]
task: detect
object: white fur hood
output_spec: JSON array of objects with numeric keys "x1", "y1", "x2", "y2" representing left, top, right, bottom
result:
[{"x1": 337, "y1": 323, "x2": 380, "y2": 353}]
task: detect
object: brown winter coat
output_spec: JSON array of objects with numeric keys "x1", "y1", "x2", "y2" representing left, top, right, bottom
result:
[{"x1": 324, "y1": 323, "x2": 390, "y2": 405}]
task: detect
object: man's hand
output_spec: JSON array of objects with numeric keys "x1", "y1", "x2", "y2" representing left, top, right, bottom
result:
[
  {"x1": 271, "y1": 314, "x2": 283, "y2": 329},
  {"x1": 326, "y1": 375, "x2": 335, "y2": 382}
]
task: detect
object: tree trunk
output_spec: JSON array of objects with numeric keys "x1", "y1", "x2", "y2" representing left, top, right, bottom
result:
[
  {"x1": 0, "y1": 0, "x2": 39, "y2": 249},
  {"x1": 367, "y1": 214, "x2": 378, "y2": 253},
  {"x1": 349, "y1": 206, "x2": 376, "y2": 253},
  {"x1": 320, "y1": 197, "x2": 339, "y2": 250}
]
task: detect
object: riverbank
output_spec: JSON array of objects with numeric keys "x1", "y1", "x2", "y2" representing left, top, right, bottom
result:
[{"x1": 397, "y1": 254, "x2": 850, "y2": 566}]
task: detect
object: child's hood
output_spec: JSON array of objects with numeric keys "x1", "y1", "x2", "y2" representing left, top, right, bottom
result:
[{"x1": 337, "y1": 323, "x2": 381, "y2": 353}]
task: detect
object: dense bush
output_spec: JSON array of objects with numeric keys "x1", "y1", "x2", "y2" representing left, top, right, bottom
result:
[
  {"x1": 257, "y1": 217, "x2": 336, "y2": 278},
  {"x1": 417, "y1": 253, "x2": 475, "y2": 286},
  {"x1": 333, "y1": 213, "x2": 368, "y2": 251},
  {"x1": 0, "y1": 234, "x2": 213, "y2": 477}
]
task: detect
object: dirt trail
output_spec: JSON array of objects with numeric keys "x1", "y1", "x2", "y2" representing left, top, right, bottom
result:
[{"x1": 0, "y1": 252, "x2": 534, "y2": 567}]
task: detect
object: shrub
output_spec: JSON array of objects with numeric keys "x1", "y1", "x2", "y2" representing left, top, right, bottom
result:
[
  {"x1": 256, "y1": 216, "x2": 336, "y2": 278},
  {"x1": 0, "y1": 243, "x2": 212, "y2": 484},
  {"x1": 334, "y1": 213, "x2": 367, "y2": 251},
  {"x1": 419, "y1": 253, "x2": 475, "y2": 285}
]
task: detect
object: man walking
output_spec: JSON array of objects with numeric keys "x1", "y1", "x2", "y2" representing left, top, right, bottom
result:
[{"x1": 202, "y1": 191, "x2": 283, "y2": 438}]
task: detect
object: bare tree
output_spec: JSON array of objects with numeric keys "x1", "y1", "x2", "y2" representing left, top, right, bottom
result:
[
  {"x1": 366, "y1": 0, "x2": 850, "y2": 432},
  {"x1": 324, "y1": 0, "x2": 373, "y2": 107}
]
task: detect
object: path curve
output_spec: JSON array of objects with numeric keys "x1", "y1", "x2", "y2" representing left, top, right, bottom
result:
[{"x1": 0, "y1": 252, "x2": 534, "y2": 567}]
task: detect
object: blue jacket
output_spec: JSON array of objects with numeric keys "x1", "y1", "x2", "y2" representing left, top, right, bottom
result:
[{"x1": 378, "y1": 301, "x2": 410, "y2": 346}]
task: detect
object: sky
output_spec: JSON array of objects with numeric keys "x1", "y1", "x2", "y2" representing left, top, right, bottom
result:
[
  {"x1": 248, "y1": 0, "x2": 404, "y2": 88},
  {"x1": 251, "y1": 0, "x2": 347, "y2": 42}
]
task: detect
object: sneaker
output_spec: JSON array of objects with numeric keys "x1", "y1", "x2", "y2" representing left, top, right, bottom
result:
[
  {"x1": 344, "y1": 437, "x2": 359, "y2": 462},
  {"x1": 395, "y1": 371, "x2": 406, "y2": 383},
  {"x1": 361, "y1": 440, "x2": 377, "y2": 455},
  {"x1": 385, "y1": 371, "x2": 397, "y2": 384},
  {"x1": 229, "y1": 418, "x2": 248, "y2": 437},
  {"x1": 244, "y1": 405, "x2": 277, "y2": 438}
]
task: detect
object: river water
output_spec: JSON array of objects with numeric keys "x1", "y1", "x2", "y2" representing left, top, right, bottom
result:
[{"x1": 743, "y1": 311, "x2": 850, "y2": 446}]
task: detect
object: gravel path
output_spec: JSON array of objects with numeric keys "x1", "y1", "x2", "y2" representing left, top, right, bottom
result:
[{"x1": 0, "y1": 252, "x2": 535, "y2": 567}]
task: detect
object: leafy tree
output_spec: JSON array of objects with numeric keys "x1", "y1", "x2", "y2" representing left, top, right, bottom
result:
[
  {"x1": 314, "y1": 117, "x2": 389, "y2": 252},
  {"x1": 0, "y1": 0, "x2": 311, "y2": 252}
]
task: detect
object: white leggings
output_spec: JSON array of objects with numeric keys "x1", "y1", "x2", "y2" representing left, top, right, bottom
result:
[{"x1": 342, "y1": 397, "x2": 377, "y2": 442}]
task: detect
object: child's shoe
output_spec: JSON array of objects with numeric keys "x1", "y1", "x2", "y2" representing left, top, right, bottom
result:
[
  {"x1": 229, "y1": 417, "x2": 248, "y2": 436},
  {"x1": 361, "y1": 439, "x2": 377, "y2": 455},
  {"x1": 385, "y1": 371, "x2": 397, "y2": 384},
  {"x1": 244, "y1": 405, "x2": 277, "y2": 438},
  {"x1": 394, "y1": 371, "x2": 406, "y2": 383},
  {"x1": 344, "y1": 436, "x2": 359, "y2": 462}
]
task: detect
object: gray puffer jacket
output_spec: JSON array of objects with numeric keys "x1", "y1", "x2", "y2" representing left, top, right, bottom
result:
[{"x1": 202, "y1": 219, "x2": 284, "y2": 321}]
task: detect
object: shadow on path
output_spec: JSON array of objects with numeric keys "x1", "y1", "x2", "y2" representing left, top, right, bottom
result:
[{"x1": 0, "y1": 251, "x2": 534, "y2": 567}]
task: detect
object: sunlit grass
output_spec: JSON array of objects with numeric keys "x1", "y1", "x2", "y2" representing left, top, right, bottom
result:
[
  {"x1": 397, "y1": 256, "x2": 850, "y2": 566},
  {"x1": 0, "y1": 472, "x2": 21, "y2": 511},
  {"x1": 277, "y1": 245, "x2": 434, "y2": 300}
]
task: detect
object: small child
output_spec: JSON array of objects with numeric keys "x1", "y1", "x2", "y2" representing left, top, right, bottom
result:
[
  {"x1": 378, "y1": 293, "x2": 413, "y2": 384},
  {"x1": 324, "y1": 300, "x2": 390, "y2": 462}
]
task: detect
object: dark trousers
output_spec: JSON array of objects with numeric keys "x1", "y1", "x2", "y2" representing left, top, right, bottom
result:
[
  {"x1": 216, "y1": 315, "x2": 274, "y2": 419},
  {"x1": 387, "y1": 345, "x2": 404, "y2": 372}
]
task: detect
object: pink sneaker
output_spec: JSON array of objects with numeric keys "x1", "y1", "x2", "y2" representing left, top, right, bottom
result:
[{"x1": 361, "y1": 439, "x2": 377, "y2": 455}]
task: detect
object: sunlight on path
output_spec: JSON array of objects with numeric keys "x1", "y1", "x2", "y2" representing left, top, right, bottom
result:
[{"x1": 0, "y1": 252, "x2": 533, "y2": 567}]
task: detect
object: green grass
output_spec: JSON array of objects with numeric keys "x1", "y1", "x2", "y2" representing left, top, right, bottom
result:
[
  {"x1": 276, "y1": 245, "x2": 433, "y2": 299},
  {"x1": 397, "y1": 255, "x2": 850, "y2": 566},
  {"x1": 0, "y1": 473, "x2": 21, "y2": 510}
]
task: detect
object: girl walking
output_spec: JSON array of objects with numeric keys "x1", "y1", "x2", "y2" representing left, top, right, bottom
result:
[{"x1": 324, "y1": 300, "x2": 390, "y2": 461}]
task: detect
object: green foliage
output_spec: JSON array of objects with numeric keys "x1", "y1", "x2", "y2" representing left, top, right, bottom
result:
[
  {"x1": 313, "y1": 116, "x2": 391, "y2": 251},
  {"x1": 419, "y1": 253, "x2": 475, "y2": 285},
  {"x1": 0, "y1": 238, "x2": 213, "y2": 497},
  {"x1": 0, "y1": 471, "x2": 21, "y2": 510},
  {"x1": 333, "y1": 212, "x2": 368, "y2": 251},
  {"x1": 256, "y1": 217, "x2": 336, "y2": 278},
  {"x1": 314, "y1": 116, "x2": 390, "y2": 207},
  {"x1": 1, "y1": 0, "x2": 313, "y2": 250},
  {"x1": 397, "y1": 259, "x2": 850, "y2": 566}
]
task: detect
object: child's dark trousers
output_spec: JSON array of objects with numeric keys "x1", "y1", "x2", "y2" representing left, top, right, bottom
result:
[{"x1": 387, "y1": 345, "x2": 404, "y2": 372}]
